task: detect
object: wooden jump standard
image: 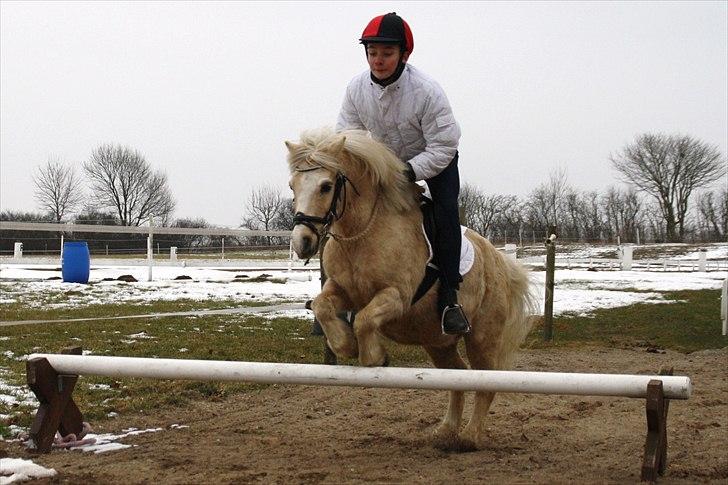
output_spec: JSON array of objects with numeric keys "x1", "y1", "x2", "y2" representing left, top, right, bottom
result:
[{"x1": 26, "y1": 348, "x2": 691, "y2": 481}]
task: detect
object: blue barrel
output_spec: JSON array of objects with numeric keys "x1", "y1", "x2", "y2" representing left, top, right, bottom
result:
[{"x1": 62, "y1": 241, "x2": 90, "y2": 284}]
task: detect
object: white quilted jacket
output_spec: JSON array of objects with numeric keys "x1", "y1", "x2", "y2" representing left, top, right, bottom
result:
[{"x1": 335, "y1": 64, "x2": 461, "y2": 181}]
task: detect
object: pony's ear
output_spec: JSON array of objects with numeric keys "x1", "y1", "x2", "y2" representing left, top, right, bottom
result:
[
  {"x1": 284, "y1": 141, "x2": 299, "y2": 153},
  {"x1": 327, "y1": 136, "x2": 346, "y2": 156}
]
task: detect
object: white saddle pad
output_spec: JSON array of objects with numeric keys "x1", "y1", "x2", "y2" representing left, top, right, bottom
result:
[{"x1": 421, "y1": 225, "x2": 475, "y2": 277}]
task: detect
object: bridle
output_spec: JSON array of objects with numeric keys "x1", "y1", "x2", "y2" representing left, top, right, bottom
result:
[{"x1": 292, "y1": 166, "x2": 359, "y2": 243}]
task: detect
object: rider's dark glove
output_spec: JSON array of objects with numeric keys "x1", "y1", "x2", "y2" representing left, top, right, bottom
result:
[{"x1": 404, "y1": 162, "x2": 417, "y2": 182}]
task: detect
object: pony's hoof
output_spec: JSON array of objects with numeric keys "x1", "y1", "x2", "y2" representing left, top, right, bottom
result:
[
  {"x1": 432, "y1": 423, "x2": 461, "y2": 450},
  {"x1": 433, "y1": 434, "x2": 479, "y2": 452},
  {"x1": 454, "y1": 437, "x2": 479, "y2": 452},
  {"x1": 432, "y1": 430, "x2": 459, "y2": 451},
  {"x1": 456, "y1": 429, "x2": 482, "y2": 451},
  {"x1": 433, "y1": 424, "x2": 481, "y2": 452},
  {"x1": 359, "y1": 352, "x2": 389, "y2": 367},
  {"x1": 326, "y1": 339, "x2": 358, "y2": 360}
]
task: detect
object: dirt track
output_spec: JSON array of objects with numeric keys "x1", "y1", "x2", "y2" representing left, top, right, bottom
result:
[{"x1": 5, "y1": 346, "x2": 727, "y2": 484}]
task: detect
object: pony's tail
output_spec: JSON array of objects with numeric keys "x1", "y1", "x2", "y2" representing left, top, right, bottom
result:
[{"x1": 496, "y1": 255, "x2": 538, "y2": 370}]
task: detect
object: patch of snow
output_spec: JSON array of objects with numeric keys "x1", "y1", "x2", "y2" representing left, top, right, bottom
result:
[
  {"x1": 0, "y1": 458, "x2": 56, "y2": 484},
  {"x1": 88, "y1": 384, "x2": 111, "y2": 391},
  {"x1": 66, "y1": 427, "x2": 164, "y2": 454}
]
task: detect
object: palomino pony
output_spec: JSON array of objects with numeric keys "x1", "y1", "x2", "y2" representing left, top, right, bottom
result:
[{"x1": 286, "y1": 127, "x2": 535, "y2": 449}]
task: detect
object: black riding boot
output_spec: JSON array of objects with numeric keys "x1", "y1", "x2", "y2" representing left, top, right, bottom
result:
[{"x1": 438, "y1": 284, "x2": 471, "y2": 335}]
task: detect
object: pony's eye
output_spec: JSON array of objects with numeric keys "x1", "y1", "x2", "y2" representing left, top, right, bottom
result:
[{"x1": 320, "y1": 182, "x2": 332, "y2": 194}]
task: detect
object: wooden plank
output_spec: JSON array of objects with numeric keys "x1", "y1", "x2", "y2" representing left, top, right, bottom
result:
[{"x1": 26, "y1": 358, "x2": 81, "y2": 453}]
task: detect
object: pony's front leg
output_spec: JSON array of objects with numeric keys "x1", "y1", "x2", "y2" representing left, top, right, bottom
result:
[
  {"x1": 354, "y1": 287, "x2": 404, "y2": 366},
  {"x1": 311, "y1": 279, "x2": 358, "y2": 359}
]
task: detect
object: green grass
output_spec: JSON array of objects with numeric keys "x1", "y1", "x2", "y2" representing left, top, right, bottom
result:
[
  {"x1": 0, "y1": 303, "x2": 428, "y2": 432},
  {"x1": 0, "y1": 298, "x2": 273, "y2": 322},
  {"x1": 527, "y1": 289, "x2": 726, "y2": 352},
  {"x1": 0, "y1": 289, "x2": 724, "y2": 435}
]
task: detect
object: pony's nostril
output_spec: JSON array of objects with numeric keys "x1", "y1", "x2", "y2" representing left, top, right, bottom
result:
[{"x1": 302, "y1": 236, "x2": 313, "y2": 254}]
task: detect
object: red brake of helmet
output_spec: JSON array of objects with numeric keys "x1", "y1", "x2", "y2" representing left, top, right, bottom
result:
[{"x1": 359, "y1": 13, "x2": 414, "y2": 54}]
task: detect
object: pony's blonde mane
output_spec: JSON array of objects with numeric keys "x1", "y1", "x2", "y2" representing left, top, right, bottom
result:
[{"x1": 287, "y1": 127, "x2": 417, "y2": 213}]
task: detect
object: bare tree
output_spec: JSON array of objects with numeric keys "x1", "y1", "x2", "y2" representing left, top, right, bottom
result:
[
  {"x1": 272, "y1": 197, "x2": 295, "y2": 231},
  {"x1": 458, "y1": 183, "x2": 483, "y2": 232},
  {"x1": 459, "y1": 183, "x2": 489, "y2": 235},
  {"x1": 477, "y1": 194, "x2": 510, "y2": 240},
  {"x1": 458, "y1": 184, "x2": 512, "y2": 238},
  {"x1": 526, "y1": 168, "x2": 570, "y2": 235},
  {"x1": 642, "y1": 201, "x2": 666, "y2": 242},
  {"x1": 243, "y1": 185, "x2": 286, "y2": 245},
  {"x1": 576, "y1": 191, "x2": 605, "y2": 242},
  {"x1": 560, "y1": 188, "x2": 584, "y2": 241},
  {"x1": 610, "y1": 133, "x2": 726, "y2": 242},
  {"x1": 32, "y1": 158, "x2": 84, "y2": 222},
  {"x1": 695, "y1": 188, "x2": 728, "y2": 242},
  {"x1": 602, "y1": 187, "x2": 642, "y2": 243},
  {"x1": 492, "y1": 195, "x2": 523, "y2": 243},
  {"x1": 83, "y1": 144, "x2": 175, "y2": 226}
]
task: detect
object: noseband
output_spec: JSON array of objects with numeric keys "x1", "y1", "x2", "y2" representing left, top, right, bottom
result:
[{"x1": 292, "y1": 167, "x2": 358, "y2": 243}]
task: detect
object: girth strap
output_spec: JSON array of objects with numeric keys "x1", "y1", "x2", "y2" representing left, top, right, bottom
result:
[
  {"x1": 411, "y1": 263, "x2": 440, "y2": 305},
  {"x1": 411, "y1": 195, "x2": 441, "y2": 305}
]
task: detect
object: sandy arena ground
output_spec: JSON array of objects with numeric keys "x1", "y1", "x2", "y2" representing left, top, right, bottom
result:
[{"x1": 4, "y1": 346, "x2": 727, "y2": 484}]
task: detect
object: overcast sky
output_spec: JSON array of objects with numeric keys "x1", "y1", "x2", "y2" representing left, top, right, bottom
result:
[{"x1": 1, "y1": 1, "x2": 726, "y2": 227}]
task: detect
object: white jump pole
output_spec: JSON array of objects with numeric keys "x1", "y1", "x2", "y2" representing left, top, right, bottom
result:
[{"x1": 28, "y1": 354, "x2": 692, "y2": 400}]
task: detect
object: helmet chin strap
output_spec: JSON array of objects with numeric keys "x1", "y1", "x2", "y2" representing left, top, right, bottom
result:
[
  {"x1": 370, "y1": 59, "x2": 407, "y2": 87},
  {"x1": 364, "y1": 42, "x2": 408, "y2": 87}
]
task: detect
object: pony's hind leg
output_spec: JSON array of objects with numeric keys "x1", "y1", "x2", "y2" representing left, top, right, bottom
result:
[
  {"x1": 458, "y1": 337, "x2": 499, "y2": 448},
  {"x1": 423, "y1": 344, "x2": 468, "y2": 450},
  {"x1": 312, "y1": 280, "x2": 358, "y2": 359}
]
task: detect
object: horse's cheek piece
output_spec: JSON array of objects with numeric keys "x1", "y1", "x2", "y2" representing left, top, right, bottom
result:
[{"x1": 292, "y1": 170, "x2": 357, "y2": 264}]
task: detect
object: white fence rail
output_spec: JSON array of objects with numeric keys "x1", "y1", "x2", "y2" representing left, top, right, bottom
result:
[
  {"x1": 0, "y1": 221, "x2": 290, "y2": 237},
  {"x1": 520, "y1": 256, "x2": 727, "y2": 272},
  {"x1": 3, "y1": 222, "x2": 726, "y2": 273}
]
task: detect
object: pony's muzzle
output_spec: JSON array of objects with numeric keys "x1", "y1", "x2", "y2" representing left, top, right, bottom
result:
[{"x1": 291, "y1": 226, "x2": 319, "y2": 260}]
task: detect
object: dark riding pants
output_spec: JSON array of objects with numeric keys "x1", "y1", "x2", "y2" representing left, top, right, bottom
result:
[{"x1": 425, "y1": 153, "x2": 461, "y2": 291}]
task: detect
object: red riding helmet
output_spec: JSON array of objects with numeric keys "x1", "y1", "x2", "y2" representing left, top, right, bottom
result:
[{"x1": 359, "y1": 12, "x2": 414, "y2": 54}]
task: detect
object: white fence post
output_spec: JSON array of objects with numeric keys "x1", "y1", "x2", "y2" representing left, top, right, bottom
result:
[
  {"x1": 504, "y1": 243, "x2": 517, "y2": 261},
  {"x1": 13, "y1": 242, "x2": 23, "y2": 259},
  {"x1": 147, "y1": 236, "x2": 153, "y2": 281},
  {"x1": 147, "y1": 217, "x2": 154, "y2": 282},
  {"x1": 698, "y1": 249, "x2": 707, "y2": 272},
  {"x1": 288, "y1": 239, "x2": 296, "y2": 272},
  {"x1": 620, "y1": 244, "x2": 633, "y2": 271},
  {"x1": 170, "y1": 246, "x2": 177, "y2": 261}
]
